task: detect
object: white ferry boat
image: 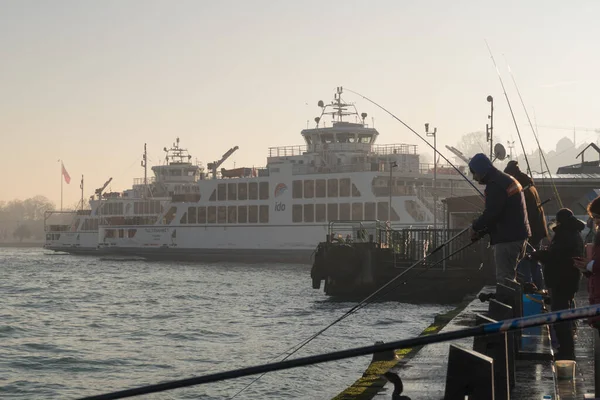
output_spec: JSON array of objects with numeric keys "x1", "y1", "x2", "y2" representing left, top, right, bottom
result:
[
  {"x1": 89, "y1": 88, "x2": 474, "y2": 263},
  {"x1": 44, "y1": 140, "x2": 203, "y2": 254}
]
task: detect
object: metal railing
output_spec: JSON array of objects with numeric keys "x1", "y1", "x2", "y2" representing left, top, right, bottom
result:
[{"x1": 326, "y1": 220, "x2": 489, "y2": 269}]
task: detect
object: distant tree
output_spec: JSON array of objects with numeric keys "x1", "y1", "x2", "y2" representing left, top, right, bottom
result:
[
  {"x1": 455, "y1": 131, "x2": 503, "y2": 160},
  {"x1": 13, "y1": 224, "x2": 32, "y2": 242}
]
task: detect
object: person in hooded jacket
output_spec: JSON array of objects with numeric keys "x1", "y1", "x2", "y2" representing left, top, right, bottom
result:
[
  {"x1": 468, "y1": 153, "x2": 531, "y2": 283},
  {"x1": 531, "y1": 208, "x2": 584, "y2": 360},
  {"x1": 504, "y1": 160, "x2": 549, "y2": 288},
  {"x1": 574, "y1": 196, "x2": 600, "y2": 329},
  {"x1": 504, "y1": 160, "x2": 549, "y2": 247}
]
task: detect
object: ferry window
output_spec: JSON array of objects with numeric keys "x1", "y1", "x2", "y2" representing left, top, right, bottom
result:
[
  {"x1": 315, "y1": 204, "x2": 326, "y2": 222},
  {"x1": 238, "y1": 183, "x2": 248, "y2": 200},
  {"x1": 249, "y1": 182, "x2": 258, "y2": 200},
  {"x1": 170, "y1": 169, "x2": 183, "y2": 176},
  {"x1": 209, "y1": 189, "x2": 216, "y2": 202},
  {"x1": 248, "y1": 205, "x2": 258, "y2": 223},
  {"x1": 228, "y1": 183, "x2": 237, "y2": 201},
  {"x1": 207, "y1": 206, "x2": 216, "y2": 223},
  {"x1": 128, "y1": 229, "x2": 137, "y2": 238},
  {"x1": 238, "y1": 206, "x2": 247, "y2": 223},
  {"x1": 228, "y1": 206, "x2": 237, "y2": 223},
  {"x1": 164, "y1": 207, "x2": 177, "y2": 224},
  {"x1": 259, "y1": 205, "x2": 269, "y2": 223},
  {"x1": 339, "y1": 203, "x2": 350, "y2": 220},
  {"x1": 292, "y1": 204, "x2": 302, "y2": 223},
  {"x1": 315, "y1": 179, "x2": 326, "y2": 198},
  {"x1": 186, "y1": 169, "x2": 196, "y2": 176},
  {"x1": 217, "y1": 206, "x2": 227, "y2": 223},
  {"x1": 180, "y1": 212, "x2": 188, "y2": 224},
  {"x1": 321, "y1": 133, "x2": 334, "y2": 144},
  {"x1": 327, "y1": 203, "x2": 338, "y2": 221},
  {"x1": 327, "y1": 179, "x2": 338, "y2": 197},
  {"x1": 188, "y1": 207, "x2": 197, "y2": 224},
  {"x1": 292, "y1": 180, "x2": 303, "y2": 199},
  {"x1": 218, "y1": 184, "x2": 226, "y2": 201},
  {"x1": 198, "y1": 207, "x2": 207, "y2": 223},
  {"x1": 377, "y1": 202, "x2": 399, "y2": 221},
  {"x1": 303, "y1": 204, "x2": 314, "y2": 223},
  {"x1": 303, "y1": 180, "x2": 314, "y2": 198},
  {"x1": 352, "y1": 203, "x2": 363, "y2": 220},
  {"x1": 351, "y1": 184, "x2": 361, "y2": 197},
  {"x1": 339, "y1": 178, "x2": 350, "y2": 197},
  {"x1": 259, "y1": 182, "x2": 269, "y2": 200},
  {"x1": 364, "y1": 202, "x2": 376, "y2": 220},
  {"x1": 105, "y1": 229, "x2": 115, "y2": 239},
  {"x1": 119, "y1": 229, "x2": 125, "y2": 238},
  {"x1": 358, "y1": 134, "x2": 371, "y2": 144},
  {"x1": 134, "y1": 202, "x2": 139, "y2": 214}
]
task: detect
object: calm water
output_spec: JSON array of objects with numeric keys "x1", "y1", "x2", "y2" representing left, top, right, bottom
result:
[{"x1": 0, "y1": 248, "x2": 451, "y2": 399}]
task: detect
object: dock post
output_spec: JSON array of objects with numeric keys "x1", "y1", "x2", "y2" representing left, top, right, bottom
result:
[
  {"x1": 489, "y1": 299, "x2": 516, "y2": 390},
  {"x1": 474, "y1": 313, "x2": 510, "y2": 400},
  {"x1": 595, "y1": 328, "x2": 600, "y2": 397}
]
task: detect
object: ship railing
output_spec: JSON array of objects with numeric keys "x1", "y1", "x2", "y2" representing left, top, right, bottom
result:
[
  {"x1": 418, "y1": 163, "x2": 467, "y2": 175},
  {"x1": 326, "y1": 220, "x2": 487, "y2": 269},
  {"x1": 268, "y1": 145, "x2": 307, "y2": 157},
  {"x1": 372, "y1": 143, "x2": 418, "y2": 155},
  {"x1": 268, "y1": 143, "x2": 419, "y2": 158},
  {"x1": 133, "y1": 177, "x2": 156, "y2": 185}
]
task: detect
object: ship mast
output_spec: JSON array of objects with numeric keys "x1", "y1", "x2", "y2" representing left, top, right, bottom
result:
[{"x1": 141, "y1": 143, "x2": 148, "y2": 198}]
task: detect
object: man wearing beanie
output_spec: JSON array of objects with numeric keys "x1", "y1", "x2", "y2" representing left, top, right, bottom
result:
[
  {"x1": 504, "y1": 160, "x2": 549, "y2": 288},
  {"x1": 468, "y1": 153, "x2": 531, "y2": 283}
]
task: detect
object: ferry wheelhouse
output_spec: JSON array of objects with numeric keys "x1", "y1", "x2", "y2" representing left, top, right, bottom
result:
[{"x1": 95, "y1": 87, "x2": 474, "y2": 263}]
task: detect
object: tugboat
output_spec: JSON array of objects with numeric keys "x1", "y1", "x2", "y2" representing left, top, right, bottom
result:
[{"x1": 310, "y1": 220, "x2": 494, "y2": 304}]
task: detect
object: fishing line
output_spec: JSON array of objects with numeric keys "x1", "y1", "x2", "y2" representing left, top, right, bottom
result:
[
  {"x1": 343, "y1": 88, "x2": 485, "y2": 200},
  {"x1": 78, "y1": 304, "x2": 600, "y2": 400},
  {"x1": 484, "y1": 40, "x2": 533, "y2": 177},
  {"x1": 503, "y1": 56, "x2": 564, "y2": 208}
]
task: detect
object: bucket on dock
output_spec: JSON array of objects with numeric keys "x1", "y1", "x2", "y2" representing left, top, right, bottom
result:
[
  {"x1": 555, "y1": 360, "x2": 576, "y2": 380},
  {"x1": 523, "y1": 294, "x2": 544, "y2": 335}
]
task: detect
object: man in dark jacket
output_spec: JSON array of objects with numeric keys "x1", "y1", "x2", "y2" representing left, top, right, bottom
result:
[
  {"x1": 532, "y1": 208, "x2": 584, "y2": 360},
  {"x1": 504, "y1": 160, "x2": 548, "y2": 247},
  {"x1": 504, "y1": 160, "x2": 549, "y2": 288},
  {"x1": 468, "y1": 153, "x2": 531, "y2": 283}
]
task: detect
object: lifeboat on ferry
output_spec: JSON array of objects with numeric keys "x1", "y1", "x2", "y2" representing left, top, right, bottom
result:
[{"x1": 221, "y1": 167, "x2": 254, "y2": 178}]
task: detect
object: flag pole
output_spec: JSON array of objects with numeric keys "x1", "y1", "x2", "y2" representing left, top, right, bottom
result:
[{"x1": 58, "y1": 159, "x2": 63, "y2": 211}]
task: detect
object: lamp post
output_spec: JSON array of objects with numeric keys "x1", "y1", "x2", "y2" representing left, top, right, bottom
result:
[
  {"x1": 389, "y1": 161, "x2": 398, "y2": 223},
  {"x1": 426, "y1": 123, "x2": 438, "y2": 232},
  {"x1": 486, "y1": 95, "x2": 494, "y2": 161}
]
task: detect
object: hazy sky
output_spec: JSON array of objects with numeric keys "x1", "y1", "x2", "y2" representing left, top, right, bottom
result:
[{"x1": 2, "y1": 0, "x2": 600, "y2": 207}]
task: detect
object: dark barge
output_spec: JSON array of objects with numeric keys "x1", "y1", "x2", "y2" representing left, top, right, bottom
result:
[{"x1": 310, "y1": 220, "x2": 494, "y2": 304}]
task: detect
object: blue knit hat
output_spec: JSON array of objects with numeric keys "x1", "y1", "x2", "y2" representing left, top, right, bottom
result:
[{"x1": 468, "y1": 153, "x2": 494, "y2": 176}]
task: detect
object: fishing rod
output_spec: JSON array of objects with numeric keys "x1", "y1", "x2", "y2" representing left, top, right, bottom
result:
[
  {"x1": 343, "y1": 88, "x2": 485, "y2": 200},
  {"x1": 503, "y1": 56, "x2": 564, "y2": 209},
  {"x1": 78, "y1": 304, "x2": 600, "y2": 400},
  {"x1": 484, "y1": 40, "x2": 533, "y2": 177}
]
